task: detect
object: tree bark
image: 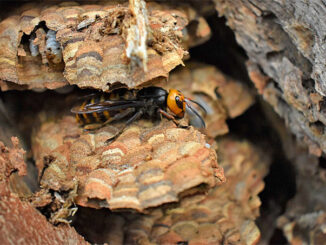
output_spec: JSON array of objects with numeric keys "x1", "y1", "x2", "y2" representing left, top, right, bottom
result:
[
  {"x1": 214, "y1": 1, "x2": 326, "y2": 243},
  {"x1": 215, "y1": 0, "x2": 326, "y2": 156}
]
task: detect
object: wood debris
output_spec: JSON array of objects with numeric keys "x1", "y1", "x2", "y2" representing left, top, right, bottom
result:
[
  {"x1": 125, "y1": 0, "x2": 149, "y2": 71},
  {"x1": 0, "y1": 138, "x2": 88, "y2": 245}
]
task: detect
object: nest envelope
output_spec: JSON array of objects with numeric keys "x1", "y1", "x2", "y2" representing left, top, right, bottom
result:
[
  {"x1": 0, "y1": 1, "x2": 210, "y2": 91},
  {"x1": 32, "y1": 117, "x2": 225, "y2": 212}
]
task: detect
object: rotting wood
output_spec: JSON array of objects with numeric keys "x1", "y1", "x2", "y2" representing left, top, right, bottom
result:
[{"x1": 0, "y1": 138, "x2": 89, "y2": 245}]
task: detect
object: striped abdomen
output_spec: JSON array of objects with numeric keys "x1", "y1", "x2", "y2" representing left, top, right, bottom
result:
[
  {"x1": 74, "y1": 89, "x2": 136, "y2": 125},
  {"x1": 75, "y1": 95, "x2": 110, "y2": 125}
]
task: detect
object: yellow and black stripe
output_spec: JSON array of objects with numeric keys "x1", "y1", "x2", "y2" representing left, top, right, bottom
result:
[
  {"x1": 74, "y1": 89, "x2": 136, "y2": 126},
  {"x1": 75, "y1": 95, "x2": 111, "y2": 125}
]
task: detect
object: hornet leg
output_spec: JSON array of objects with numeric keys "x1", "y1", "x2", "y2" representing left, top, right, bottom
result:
[
  {"x1": 158, "y1": 109, "x2": 189, "y2": 129},
  {"x1": 105, "y1": 110, "x2": 144, "y2": 144}
]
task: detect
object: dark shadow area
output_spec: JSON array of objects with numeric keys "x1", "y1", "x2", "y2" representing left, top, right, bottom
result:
[
  {"x1": 319, "y1": 156, "x2": 326, "y2": 169},
  {"x1": 269, "y1": 228, "x2": 288, "y2": 245},
  {"x1": 71, "y1": 207, "x2": 122, "y2": 244},
  {"x1": 226, "y1": 103, "x2": 280, "y2": 147},
  {"x1": 190, "y1": 13, "x2": 251, "y2": 85},
  {"x1": 1, "y1": 90, "x2": 71, "y2": 149}
]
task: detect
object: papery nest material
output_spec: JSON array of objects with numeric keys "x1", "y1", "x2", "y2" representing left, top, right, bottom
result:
[
  {"x1": 32, "y1": 116, "x2": 225, "y2": 213},
  {"x1": 0, "y1": 1, "x2": 211, "y2": 91},
  {"x1": 146, "y1": 138, "x2": 269, "y2": 245},
  {"x1": 74, "y1": 137, "x2": 269, "y2": 244}
]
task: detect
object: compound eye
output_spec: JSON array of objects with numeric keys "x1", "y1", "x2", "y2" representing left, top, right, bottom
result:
[{"x1": 175, "y1": 96, "x2": 184, "y2": 109}]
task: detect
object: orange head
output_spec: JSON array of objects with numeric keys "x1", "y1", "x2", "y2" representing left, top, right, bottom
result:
[
  {"x1": 167, "y1": 89, "x2": 186, "y2": 118},
  {"x1": 167, "y1": 88, "x2": 207, "y2": 128}
]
